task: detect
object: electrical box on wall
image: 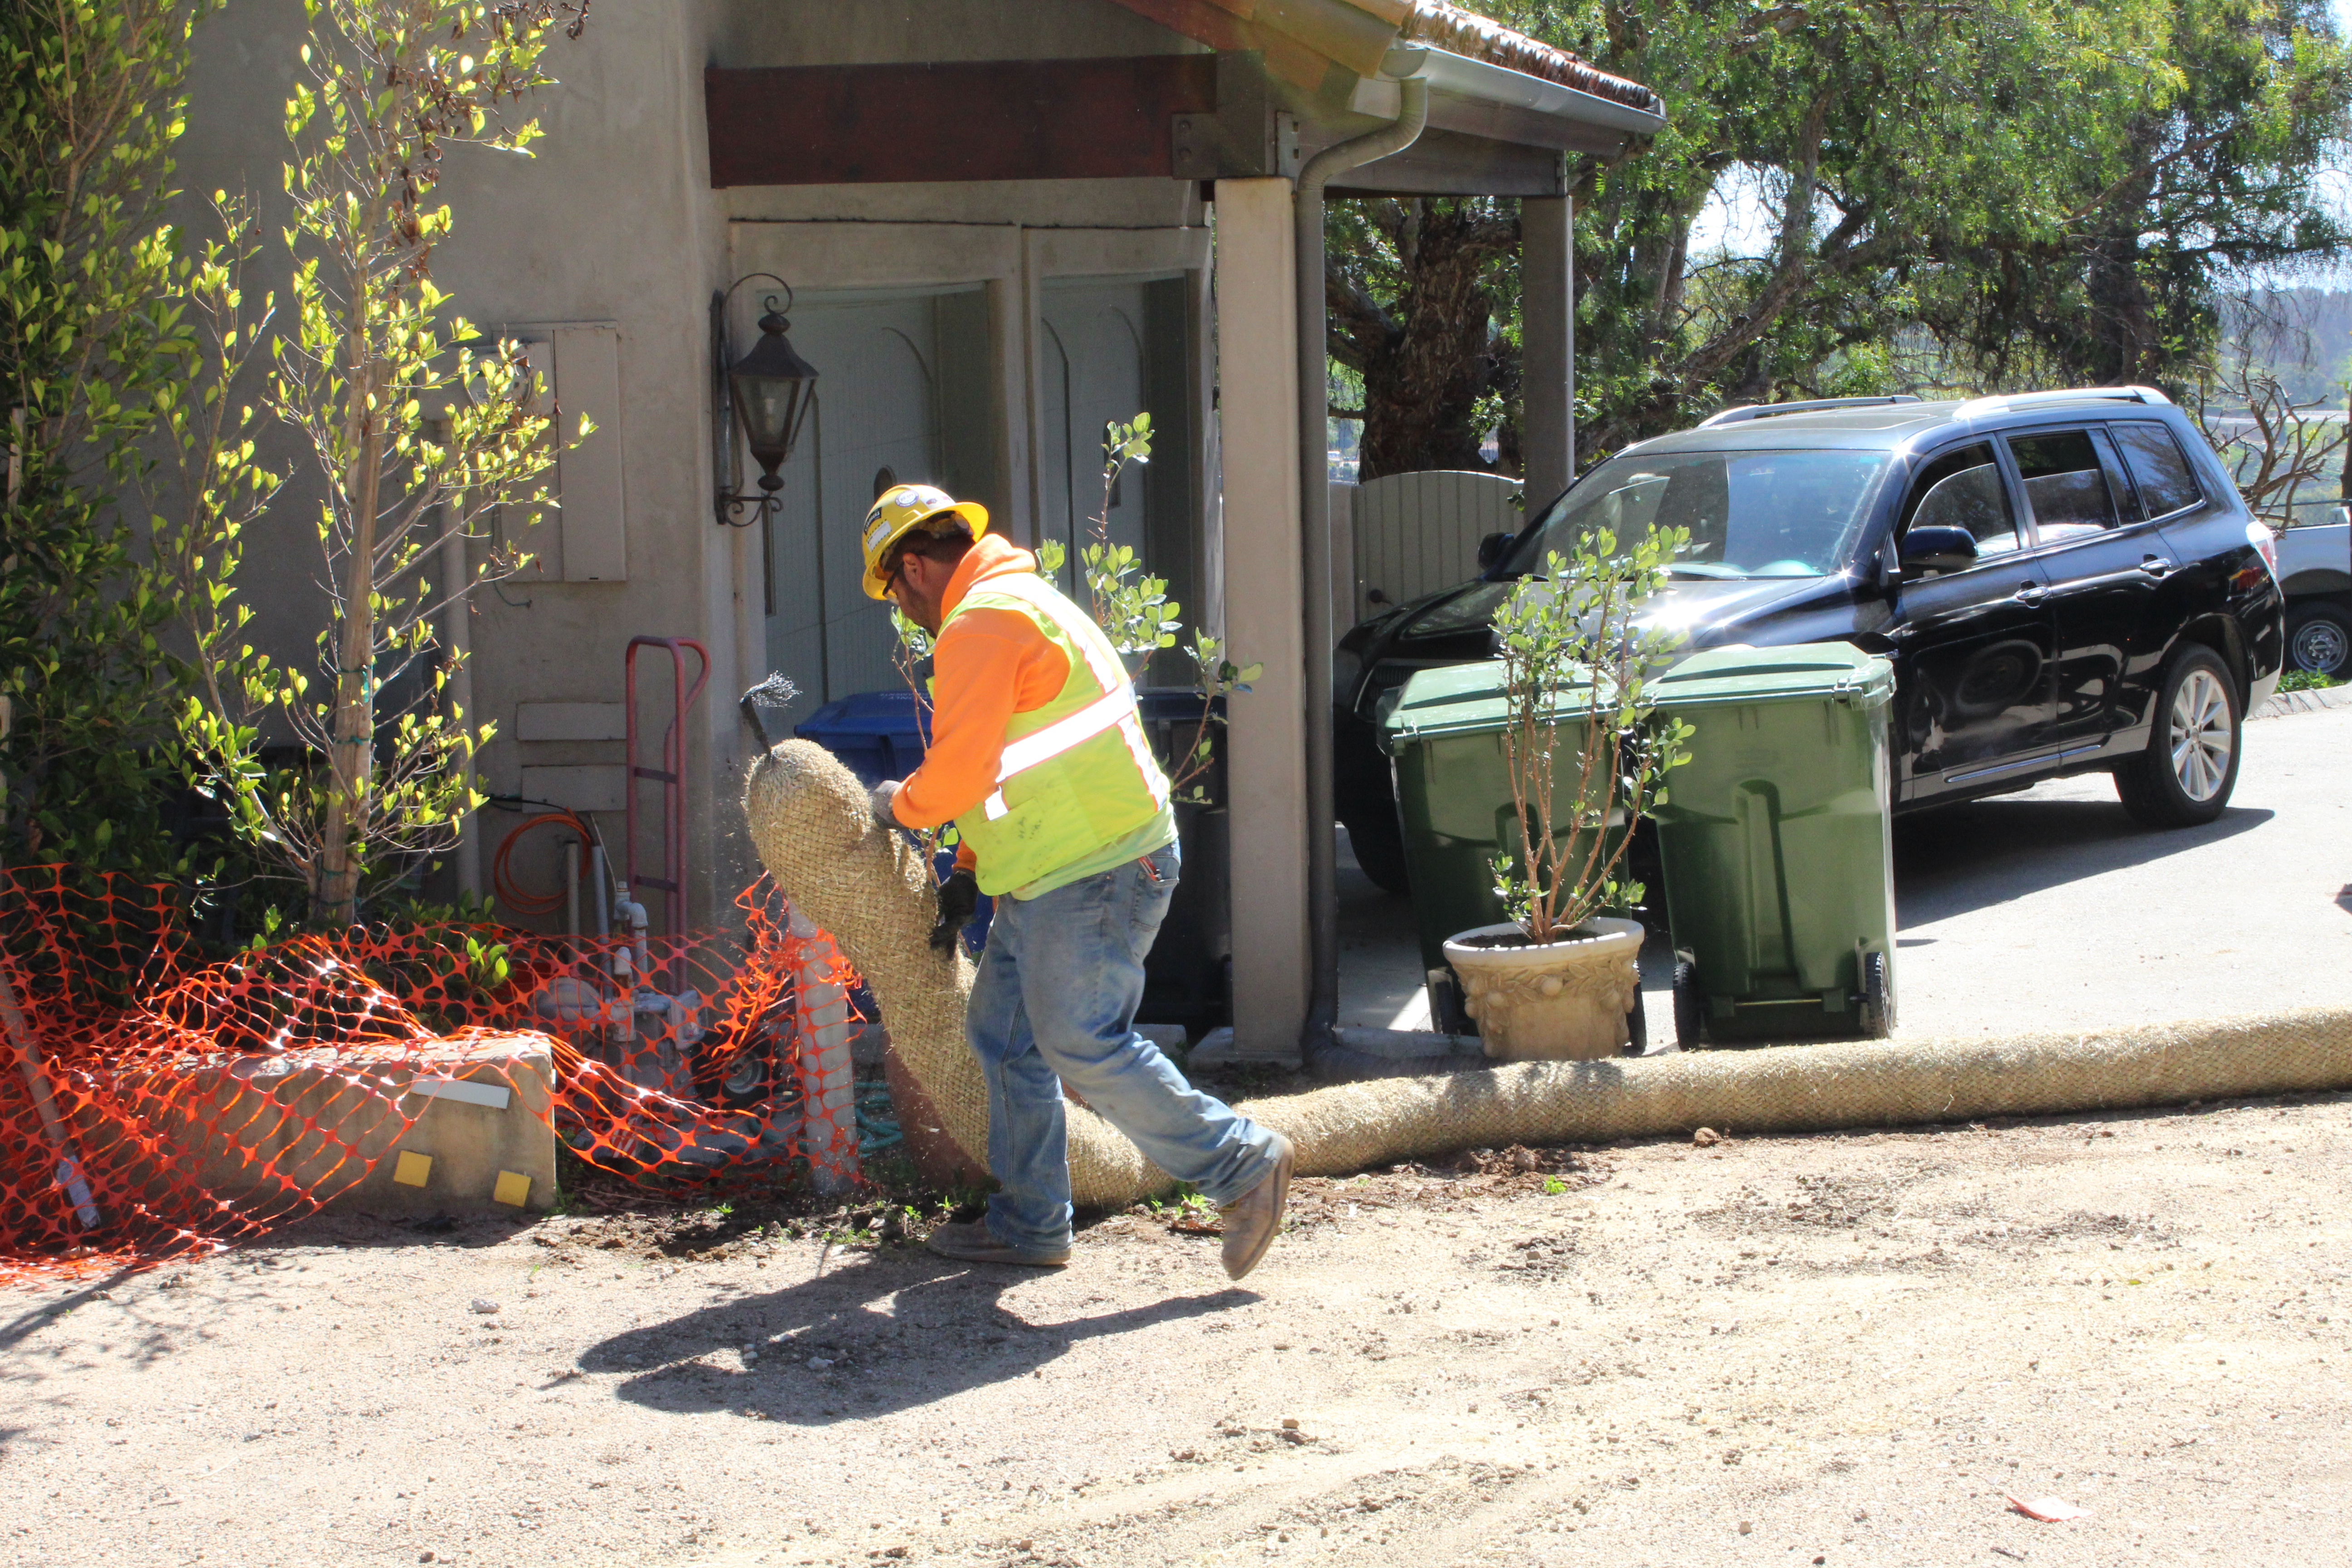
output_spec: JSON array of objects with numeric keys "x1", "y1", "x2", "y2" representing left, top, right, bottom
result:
[{"x1": 499, "y1": 322, "x2": 628, "y2": 583}]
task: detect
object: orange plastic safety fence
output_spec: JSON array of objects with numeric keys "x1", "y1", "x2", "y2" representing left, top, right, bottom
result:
[{"x1": 0, "y1": 867, "x2": 863, "y2": 1289}]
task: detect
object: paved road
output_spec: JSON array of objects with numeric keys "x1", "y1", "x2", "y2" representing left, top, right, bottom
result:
[
  {"x1": 1338, "y1": 704, "x2": 2352, "y2": 1042},
  {"x1": 1884, "y1": 702, "x2": 2352, "y2": 1035}
]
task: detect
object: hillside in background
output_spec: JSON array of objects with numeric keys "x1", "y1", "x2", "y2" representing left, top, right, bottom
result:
[{"x1": 2221, "y1": 288, "x2": 2352, "y2": 407}]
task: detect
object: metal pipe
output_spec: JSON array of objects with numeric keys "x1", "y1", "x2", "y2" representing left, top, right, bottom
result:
[
  {"x1": 787, "y1": 907, "x2": 859, "y2": 1195},
  {"x1": 438, "y1": 500, "x2": 481, "y2": 901},
  {"x1": 2, "y1": 965, "x2": 99, "y2": 1230},
  {"x1": 1298, "y1": 76, "x2": 1430, "y2": 1058},
  {"x1": 562, "y1": 836, "x2": 581, "y2": 953}
]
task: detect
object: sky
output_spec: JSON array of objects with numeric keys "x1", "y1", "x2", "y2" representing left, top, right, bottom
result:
[{"x1": 1683, "y1": 0, "x2": 2352, "y2": 289}]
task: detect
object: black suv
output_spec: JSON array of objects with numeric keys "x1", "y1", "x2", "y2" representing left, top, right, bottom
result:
[{"x1": 1336, "y1": 388, "x2": 2286, "y2": 892}]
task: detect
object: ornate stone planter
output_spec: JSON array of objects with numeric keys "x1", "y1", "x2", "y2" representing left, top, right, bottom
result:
[{"x1": 1444, "y1": 917, "x2": 1644, "y2": 1061}]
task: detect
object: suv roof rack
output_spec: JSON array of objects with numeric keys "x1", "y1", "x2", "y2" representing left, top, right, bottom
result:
[
  {"x1": 1699, "y1": 395, "x2": 1924, "y2": 428},
  {"x1": 1953, "y1": 385, "x2": 2172, "y2": 422}
]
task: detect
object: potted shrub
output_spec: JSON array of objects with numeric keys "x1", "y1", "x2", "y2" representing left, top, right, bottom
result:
[{"x1": 1446, "y1": 524, "x2": 1691, "y2": 1060}]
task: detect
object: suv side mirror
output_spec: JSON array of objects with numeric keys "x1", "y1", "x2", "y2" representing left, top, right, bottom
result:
[
  {"x1": 1897, "y1": 524, "x2": 1979, "y2": 578},
  {"x1": 1475, "y1": 531, "x2": 1515, "y2": 572}
]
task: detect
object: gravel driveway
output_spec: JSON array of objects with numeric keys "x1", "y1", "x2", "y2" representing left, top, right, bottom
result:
[
  {"x1": 4, "y1": 1095, "x2": 2348, "y2": 1568},
  {"x1": 5, "y1": 712, "x2": 2348, "y2": 1568}
]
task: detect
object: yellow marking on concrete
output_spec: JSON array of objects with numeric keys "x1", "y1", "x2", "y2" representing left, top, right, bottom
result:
[{"x1": 393, "y1": 1150, "x2": 433, "y2": 1188}]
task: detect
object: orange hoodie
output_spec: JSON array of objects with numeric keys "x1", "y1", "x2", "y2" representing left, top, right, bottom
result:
[{"x1": 891, "y1": 533, "x2": 1071, "y2": 847}]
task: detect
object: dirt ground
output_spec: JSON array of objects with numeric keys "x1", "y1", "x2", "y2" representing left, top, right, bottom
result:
[{"x1": 6, "y1": 1089, "x2": 2350, "y2": 1568}]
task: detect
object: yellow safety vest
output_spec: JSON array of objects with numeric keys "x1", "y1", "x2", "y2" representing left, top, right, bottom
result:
[{"x1": 940, "y1": 572, "x2": 1170, "y2": 896}]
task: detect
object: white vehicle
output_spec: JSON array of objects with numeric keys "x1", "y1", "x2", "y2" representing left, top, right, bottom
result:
[{"x1": 2274, "y1": 500, "x2": 2352, "y2": 676}]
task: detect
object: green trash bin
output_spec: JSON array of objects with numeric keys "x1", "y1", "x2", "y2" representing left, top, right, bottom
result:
[
  {"x1": 1648, "y1": 643, "x2": 1898, "y2": 1047},
  {"x1": 1379, "y1": 661, "x2": 1633, "y2": 1029}
]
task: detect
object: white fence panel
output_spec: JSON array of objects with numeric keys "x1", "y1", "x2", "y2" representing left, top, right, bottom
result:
[{"x1": 1345, "y1": 470, "x2": 1523, "y2": 623}]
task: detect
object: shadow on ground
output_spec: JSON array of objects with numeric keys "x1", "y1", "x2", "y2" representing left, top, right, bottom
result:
[
  {"x1": 579, "y1": 1248, "x2": 1251, "y2": 1424},
  {"x1": 1893, "y1": 798, "x2": 2272, "y2": 923}
]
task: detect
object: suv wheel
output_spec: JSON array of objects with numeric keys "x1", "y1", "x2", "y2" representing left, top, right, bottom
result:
[
  {"x1": 1340, "y1": 812, "x2": 1411, "y2": 895},
  {"x1": 2114, "y1": 644, "x2": 2241, "y2": 828},
  {"x1": 2287, "y1": 602, "x2": 2351, "y2": 677},
  {"x1": 1672, "y1": 959, "x2": 1705, "y2": 1050}
]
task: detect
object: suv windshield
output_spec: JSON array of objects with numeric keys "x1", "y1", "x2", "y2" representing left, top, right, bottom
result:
[{"x1": 1501, "y1": 448, "x2": 1893, "y2": 580}]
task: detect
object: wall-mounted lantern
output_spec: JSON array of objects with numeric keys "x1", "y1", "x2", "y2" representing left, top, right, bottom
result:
[{"x1": 713, "y1": 274, "x2": 817, "y2": 532}]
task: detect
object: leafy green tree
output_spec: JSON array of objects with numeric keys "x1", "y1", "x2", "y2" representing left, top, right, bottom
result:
[
  {"x1": 1924, "y1": 0, "x2": 2352, "y2": 391},
  {"x1": 172, "y1": 0, "x2": 587, "y2": 929},
  {"x1": 1327, "y1": 198, "x2": 1525, "y2": 479},
  {"x1": 0, "y1": 0, "x2": 216, "y2": 882},
  {"x1": 1488, "y1": 527, "x2": 1690, "y2": 944},
  {"x1": 1328, "y1": 0, "x2": 2352, "y2": 477}
]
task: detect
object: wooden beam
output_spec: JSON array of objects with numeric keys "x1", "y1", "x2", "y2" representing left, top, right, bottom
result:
[
  {"x1": 1097, "y1": 0, "x2": 1337, "y2": 90},
  {"x1": 704, "y1": 57, "x2": 1218, "y2": 188},
  {"x1": 1323, "y1": 129, "x2": 1588, "y2": 197}
]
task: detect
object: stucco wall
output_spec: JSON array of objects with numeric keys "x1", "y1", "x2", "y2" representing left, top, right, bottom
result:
[{"x1": 165, "y1": 0, "x2": 1217, "y2": 941}]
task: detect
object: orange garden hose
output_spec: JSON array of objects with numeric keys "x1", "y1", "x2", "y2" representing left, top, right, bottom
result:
[{"x1": 491, "y1": 810, "x2": 598, "y2": 917}]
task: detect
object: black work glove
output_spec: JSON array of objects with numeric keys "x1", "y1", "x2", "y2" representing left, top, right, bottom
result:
[
  {"x1": 929, "y1": 868, "x2": 980, "y2": 954},
  {"x1": 869, "y1": 780, "x2": 904, "y2": 831}
]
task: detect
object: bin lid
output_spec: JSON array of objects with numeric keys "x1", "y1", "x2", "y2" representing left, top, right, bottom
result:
[
  {"x1": 1652, "y1": 642, "x2": 1894, "y2": 710},
  {"x1": 794, "y1": 688, "x2": 927, "y2": 742},
  {"x1": 1381, "y1": 659, "x2": 1602, "y2": 743}
]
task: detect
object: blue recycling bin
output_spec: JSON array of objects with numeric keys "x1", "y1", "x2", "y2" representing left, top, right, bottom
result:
[{"x1": 792, "y1": 689, "x2": 932, "y2": 789}]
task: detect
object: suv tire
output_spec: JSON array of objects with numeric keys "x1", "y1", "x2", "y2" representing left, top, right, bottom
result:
[
  {"x1": 2286, "y1": 601, "x2": 2351, "y2": 677},
  {"x1": 2114, "y1": 644, "x2": 2241, "y2": 828},
  {"x1": 1341, "y1": 812, "x2": 1411, "y2": 895}
]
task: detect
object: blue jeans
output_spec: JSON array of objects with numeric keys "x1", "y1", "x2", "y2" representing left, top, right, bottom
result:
[{"x1": 966, "y1": 837, "x2": 1281, "y2": 1253}]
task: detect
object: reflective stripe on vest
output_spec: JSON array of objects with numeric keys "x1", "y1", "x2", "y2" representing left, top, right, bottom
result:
[{"x1": 964, "y1": 573, "x2": 1169, "y2": 822}]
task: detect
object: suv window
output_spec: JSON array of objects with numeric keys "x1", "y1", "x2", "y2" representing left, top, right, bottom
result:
[
  {"x1": 1504, "y1": 447, "x2": 1890, "y2": 580},
  {"x1": 1901, "y1": 442, "x2": 2017, "y2": 556},
  {"x1": 2006, "y1": 429, "x2": 2123, "y2": 541},
  {"x1": 2110, "y1": 420, "x2": 2204, "y2": 519}
]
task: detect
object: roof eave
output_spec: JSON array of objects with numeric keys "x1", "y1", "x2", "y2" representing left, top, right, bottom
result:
[{"x1": 1378, "y1": 41, "x2": 1664, "y2": 138}]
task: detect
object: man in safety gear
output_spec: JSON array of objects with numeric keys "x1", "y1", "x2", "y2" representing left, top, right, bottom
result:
[{"x1": 860, "y1": 483, "x2": 1292, "y2": 1279}]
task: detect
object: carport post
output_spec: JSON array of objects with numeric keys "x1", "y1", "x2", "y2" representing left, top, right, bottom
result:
[{"x1": 1214, "y1": 177, "x2": 1311, "y2": 1060}]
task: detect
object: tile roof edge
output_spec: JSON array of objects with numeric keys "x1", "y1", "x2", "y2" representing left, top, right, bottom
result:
[{"x1": 1391, "y1": 0, "x2": 1662, "y2": 116}]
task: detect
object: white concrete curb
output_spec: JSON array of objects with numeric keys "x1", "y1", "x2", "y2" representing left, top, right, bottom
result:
[{"x1": 2252, "y1": 681, "x2": 2352, "y2": 721}]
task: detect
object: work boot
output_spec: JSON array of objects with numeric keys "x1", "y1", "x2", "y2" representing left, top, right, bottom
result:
[
  {"x1": 1219, "y1": 1133, "x2": 1294, "y2": 1282},
  {"x1": 926, "y1": 1220, "x2": 1070, "y2": 1268}
]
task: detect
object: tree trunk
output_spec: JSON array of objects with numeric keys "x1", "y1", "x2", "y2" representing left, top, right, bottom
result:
[
  {"x1": 1329, "y1": 200, "x2": 1519, "y2": 482},
  {"x1": 315, "y1": 348, "x2": 383, "y2": 929}
]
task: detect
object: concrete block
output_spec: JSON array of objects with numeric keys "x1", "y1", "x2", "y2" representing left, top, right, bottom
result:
[
  {"x1": 515, "y1": 701, "x2": 627, "y2": 741},
  {"x1": 519, "y1": 764, "x2": 627, "y2": 813},
  {"x1": 105, "y1": 1035, "x2": 558, "y2": 1216}
]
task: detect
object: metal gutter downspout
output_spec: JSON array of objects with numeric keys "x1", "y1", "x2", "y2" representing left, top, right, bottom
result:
[{"x1": 1298, "y1": 72, "x2": 1430, "y2": 1059}]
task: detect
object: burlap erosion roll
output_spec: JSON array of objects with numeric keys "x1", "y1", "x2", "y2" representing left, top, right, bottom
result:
[
  {"x1": 745, "y1": 740, "x2": 2352, "y2": 1208},
  {"x1": 745, "y1": 741, "x2": 1164, "y2": 1206}
]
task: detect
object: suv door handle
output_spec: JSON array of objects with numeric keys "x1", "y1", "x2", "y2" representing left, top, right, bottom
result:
[
  {"x1": 2139, "y1": 554, "x2": 2173, "y2": 578},
  {"x1": 2013, "y1": 582, "x2": 2047, "y2": 604}
]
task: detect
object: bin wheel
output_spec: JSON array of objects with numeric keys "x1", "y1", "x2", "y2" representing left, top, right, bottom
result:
[
  {"x1": 1623, "y1": 989, "x2": 1648, "y2": 1056},
  {"x1": 1672, "y1": 960, "x2": 1705, "y2": 1051},
  {"x1": 1859, "y1": 950, "x2": 1895, "y2": 1039},
  {"x1": 1428, "y1": 969, "x2": 1473, "y2": 1038}
]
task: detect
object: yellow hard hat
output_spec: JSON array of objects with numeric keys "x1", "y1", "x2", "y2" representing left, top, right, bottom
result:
[{"x1": 859, "y1": 484, "x2": 990, "y2": 600}]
